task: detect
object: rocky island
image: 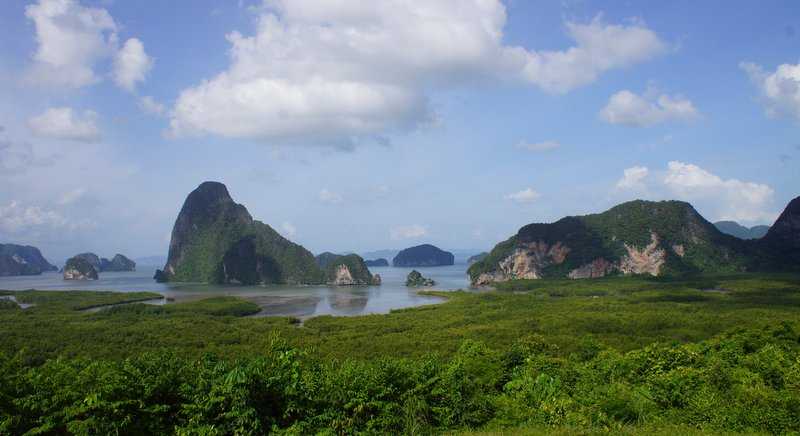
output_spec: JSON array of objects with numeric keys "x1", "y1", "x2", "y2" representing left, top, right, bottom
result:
[
  {"x1": 63, "y1": 256, "x2": 99, "y2": 280},
  {"x1": 469, "y1": 197, "x2": 800, "y2": 285},
  {"x1": 316, "y1": 252, "x2": 381, "y2": 286},
  {"x1": 0, "y1": 244, "x2": 57, "y2": 276},
  {"x1": 155, "y1": 182, "x2": 327, "y2": 285},
  {"x1": 405, "y1": 270, "x2": 435, "y2": 287},
  {"x1": 393, "y1": 244, "x2": 454, "y2": 267},
  {"x1": 364, "y1": 258, "x2": 389, "y2": 267},
  {"x1": 67, "y1": 252, "x2": 137, "y2": 274}
]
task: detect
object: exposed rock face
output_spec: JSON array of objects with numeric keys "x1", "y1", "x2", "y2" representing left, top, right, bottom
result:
[
  {"x1": 406, "y1": 270, "x2": 435, "y2": 287},
  {"x1": 0, "y1": 244, "x2": 57, "y2": 276},
  {"x1": 364, "y1": 258, "x2": 389, "y2": 267},
  {"x1": 393, "y1": 244, "x2": 454, "y2": 267},
  {"x1": 469, "y1": 199, "x2": 758, "y2": 285},
  {"x1": 63, "y1": 256, "x2": 99, "y2": 280},
  {"x1": 73, "y1": 253, "x2": 102, "y2": 270},
  {"x1": 569, "y1": 258, "x2": 616, "y2": 279},
  {"x1": 155, "y1": 182, "x2": 323, "y2": 285},
  {"x1": 619, "y1": 232, "x2": 666, "y2": 276},
  {"x1": 317, "y1": 253, "x2": 377, "y2": 286}
]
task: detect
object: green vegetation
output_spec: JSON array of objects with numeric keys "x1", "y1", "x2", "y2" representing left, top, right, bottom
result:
[
  {"x1": 406, "y1": 269, "x2": 435, "y2": 287},
  {"x1": 2, "y1": 273, "x2": 800, "y2": 433},
  {"x1": 318, "y1": 253, "x2": 375, "y2": 284}
]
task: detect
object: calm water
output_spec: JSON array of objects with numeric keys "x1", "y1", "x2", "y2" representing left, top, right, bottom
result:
[{"x1": 0, "y1": 265, "x2": 471, "y2": 318}]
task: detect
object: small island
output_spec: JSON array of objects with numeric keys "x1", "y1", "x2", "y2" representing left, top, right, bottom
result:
[
  {"x1": 63, "y1": 256, "x2": 99, "y2": 280},
  {"x1": 393, "y1": 244, "x2": 454, "y2": 267},
  {"x1": 405, "y1": 270, "x2": 435, "y2": 287},
  {"x1": 0, "y1": 243, "x2": 58, "y2": 276},
  {"x1": 364, "y1": 258, "x2": 389, "y2": 267},
  {"x1": 69, "y1": 252, "x2": 136, "y2": 272}
]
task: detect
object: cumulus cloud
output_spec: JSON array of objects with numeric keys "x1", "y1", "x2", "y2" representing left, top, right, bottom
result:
[
  {"x1": 113, "y1": 38, "x2": 154, "y2": 91},
  {"x1": 600, "y1": 89, "x2": 699, "y2": 127},
  {"x1": 616, "y1": 166, "x2": 649, "y2": 190},
  {"x1": 319, "y1": 188, "x2": 343, "y2": 204},
  {"x1": 390, "y1": 224, "x2": 428, "y2": 240},
  {"x1": 614, "y1": 161, "x2": 775, "y2": 223},
  {"x1": 138, "y1": 96, "x2": 166, "y2": 116},
  {"x1": 28, "y1": 107, "x2": 101, "y2": 142},
  {"x1": 741, "y1": 61, "x2": 800, "y2": 121},
  {"x1": 516, "y1": 140, "x2": 561, "y2": 152},
  {"x1": 25, "y1": 0, "x2": 151, "y2": 90},
  {"x1": 505, "y1": 187, "x2": 540, "y2": 204},
  {"x1": 169, "y1": 2, "x2": 665, "y2": 143}
]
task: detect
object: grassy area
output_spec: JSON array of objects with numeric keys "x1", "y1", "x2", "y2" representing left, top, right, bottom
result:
[{"x1": 1, "y1": 274, "x2": 800, "y2": 433}]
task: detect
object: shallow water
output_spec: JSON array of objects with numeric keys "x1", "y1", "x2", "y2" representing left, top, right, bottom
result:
[{"x1": 0, "y1": 264, "x2": 470, "y2": 318}]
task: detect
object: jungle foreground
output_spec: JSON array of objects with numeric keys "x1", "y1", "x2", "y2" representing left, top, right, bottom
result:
[{"x1": 2, "y1": 273, "x2": 800, "y2": 434}]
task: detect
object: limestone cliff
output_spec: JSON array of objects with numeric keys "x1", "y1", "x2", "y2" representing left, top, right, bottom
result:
[
  {"x1": 63, "y1": 256, "x2": 99, "y2": 280},
  {"x1": 317, "y1": 253, "x2": 379, "y2": 286},
  {"x1": 155, "y1": 182, "x2": 323, "y2": 285},
  {"x1": 0, "y1": 244, "x2": 57, "y2": 276},
  {"x1": 470, "y1": 200, "x2": 754, "y2": 285}
]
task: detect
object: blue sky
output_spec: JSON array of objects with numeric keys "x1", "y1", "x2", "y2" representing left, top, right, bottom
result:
[{"x1": 0, "y1": 0, "x2": 798, "y2": 263}]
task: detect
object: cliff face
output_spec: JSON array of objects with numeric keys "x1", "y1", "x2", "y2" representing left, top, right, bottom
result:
[
  {"x1": 156, "y1": 182, "x2": 323, "y2": 285},
  {"x1": 63, "y1": 256, "x2": 99, "y2": 280},
  {"x1": 0, "y1": 244, "x2": 57, "y2": 276},
  {"x1": 470, "y1": 200, "x2": 753, "y2": 285},
  {"x1": 393, "y1": 244, "x2": 454, "y2": 267},
  {"x1": 317, "y1": 253, "x2": 379, "y2": 285}
]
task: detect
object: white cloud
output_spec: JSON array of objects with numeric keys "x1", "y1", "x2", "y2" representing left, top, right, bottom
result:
[
  {"x1": 516, "y1": 140, "x2": 561, "y2": 152},
  {"x1": 280, "y1": 221, "x2": 296, "y2": 238},
  {"x1": 28, "y1": 107, "x2": 101, "y2": 142},
  {"x1": 600, "y1": 89, "x2": 699, "y2": 127},
  {"x1": 613, "y1": 161, "x2": 775, "y2": 223},
  {"x1": 319, "y1": 188, "x2": 343, "y2": 204},
  {"x1": 390, "y1": 224, "x2": 428, "y2": 240},
  {"x1": 25, "y1": 0, "x2": 117, "y2": 88},
  {"x1": 505, "y1": 187, "x2": 540, "y2": 204},
  {"x1": 741, "y1": 61, "x2": 800, "y2": 121},
  {"x1": 169, "y1": 2, "x2": 665, "y2": 143},
  {"x1": 519, "y1": 17, "x2": 666, "y2": 93},
  {"x1": 616, "y1": 166, "x2": 649, "y2": 190},
  {"x1": 113, "y1": 38, "x2": 154, "y2": 91},
  {"x1": 138, "y1": 96, "x2": 166, "y2": 116},
  {"x1": 0, "y1": 201, "x2": 68, "y2": 234}
]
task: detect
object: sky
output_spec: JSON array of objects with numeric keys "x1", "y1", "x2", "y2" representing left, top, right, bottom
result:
[{"x1": 0, "y1": 0, "x2": 798, "y2": 263}]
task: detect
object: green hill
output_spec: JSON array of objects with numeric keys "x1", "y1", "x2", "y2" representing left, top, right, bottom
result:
[{"x1": 469, "y1": 199, "x2": 787, "y2": 285}]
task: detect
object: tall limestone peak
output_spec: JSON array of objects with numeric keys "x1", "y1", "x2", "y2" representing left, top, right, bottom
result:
[{"x1": 157, "y1": 182, "x2": 323, "y2": 285}]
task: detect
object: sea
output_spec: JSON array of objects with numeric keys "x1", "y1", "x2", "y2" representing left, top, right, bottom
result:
[{"x1": 0, "y1": 264, "x2": 472, "y2": 318}]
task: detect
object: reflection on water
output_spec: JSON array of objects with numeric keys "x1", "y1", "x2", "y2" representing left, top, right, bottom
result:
[{"x1": 0, "y1": 264, "x2": 470, "y2": 318}]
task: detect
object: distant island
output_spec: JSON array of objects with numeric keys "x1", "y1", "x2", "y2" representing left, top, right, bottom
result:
[
  {"x1": 393, "y1": 244, "x2": 454, "y2": 267},
  {"x1": 154, "y1": 181, "x2": 378, "y2": 286},
  {"x1": 714, "y1": 221, "x2": 770, "y2": 240},
  {"x1": 0, "y1": 243, "x2": 57, "y2": 276},
  {"x1": 364, "y1": 258, "x2": 389, "y2": 267},
  {"x1": 68, "y1": 252, "x2": 136, "y2": 273},
  {"x1": 405, "y1": 270, "x2": 435, "y2": 287},
  {"x1": 470, "y1": 197, "x2": 800, "y2": 285}
]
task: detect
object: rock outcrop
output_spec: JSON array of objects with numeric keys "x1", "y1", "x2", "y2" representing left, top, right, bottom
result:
[
  {"x1": 364, "y1": 258, "x2": 389, "y2": 267},
  {"x1": 317, "y1": 253, "x2": 379, "y2": 286},
  {"x1": 469, "y1": 200, "x2": 756, "y2": 285},
  {"x1": 393, "y1": 244, "x2": 454, "y2": 267},
  {"x1": 155, "y1": 182, "x2": 324, "y2": 285},
  {"x1": 101, "y1": 254, "x2": 136, "y2": 271},
  {"x1": 63, "y1": 256, "x2": 99, "y2": 280},
  {"x1": 406, "y1": 270, "x2": 435, "y2": 287},
  {"x1": 0, "y1": 244, "x2": 57, "y2": 276}
]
